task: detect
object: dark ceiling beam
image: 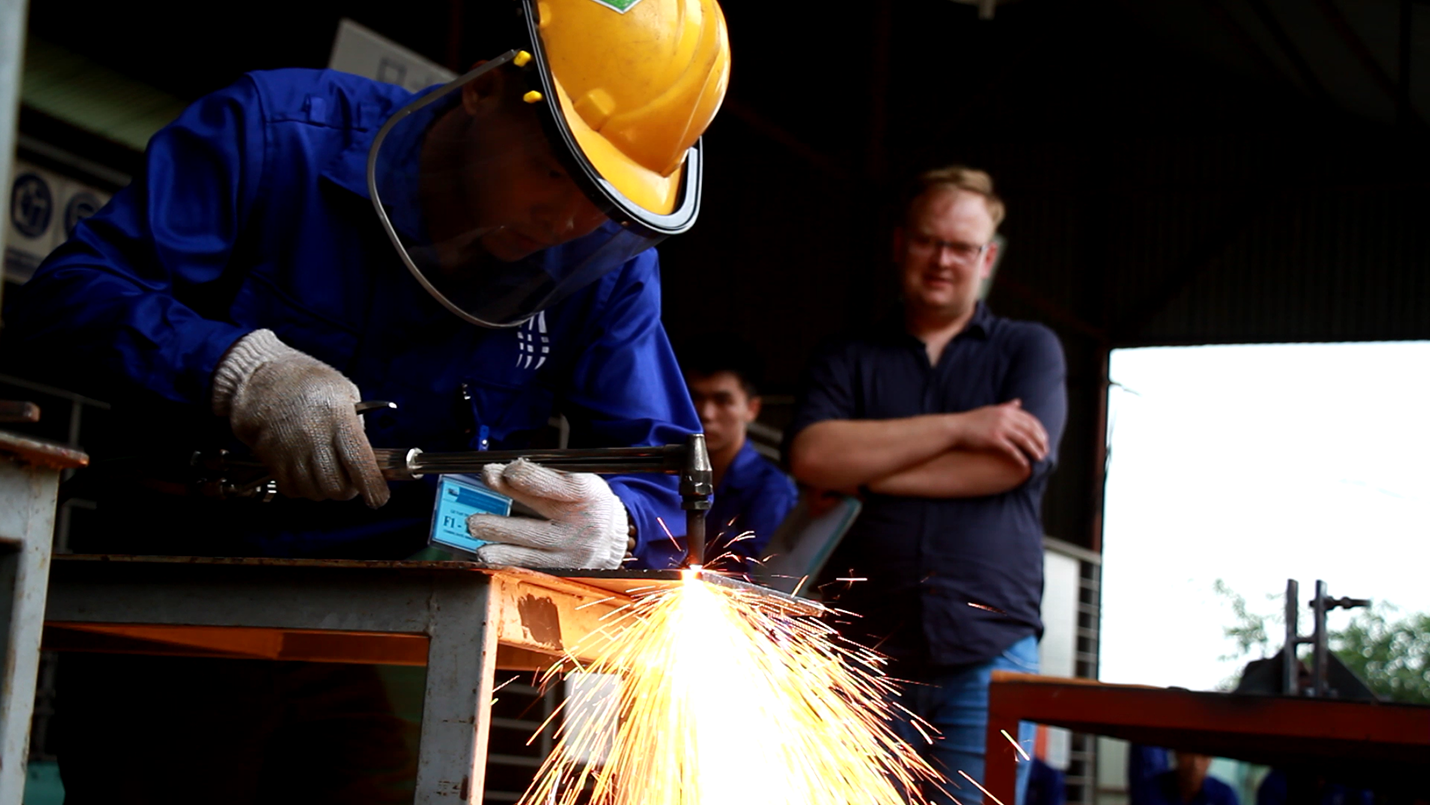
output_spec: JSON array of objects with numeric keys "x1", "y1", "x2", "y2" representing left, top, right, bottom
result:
[
  {"x1": 1315, "y1": 0, "x2": 1426, "y2": 131},
  {"x1": 706, "y1": 0, "x2": 892, "y2": 191},
  {"x1": 1399, "y1": 0, "x2": 1415, "y2": 127},
  {"x1": 446, "y1": 0, "x2": 465, "y2": 74},
  {"x1": 865, "y1": 0, "x2": 892, "y2": 186},
  {"x1": 1111, "y1": 203, "x2": 1258, "y2": 342},
  {"x1": 903, "y1": 10, "x2": 1062, "y2": 172},
  {"x1": 1192, "y1": 0, "x2": 1305, "y2": 91},
  {"x1": 995, "y1": 276, "x2": 1109, "y2": 345},
  {"x1": 1246, "y1": 0, "x2": 1336, "y2": 106},
  {"x1": 719, "y1": 99, "x2": 851, "y2": 181}
]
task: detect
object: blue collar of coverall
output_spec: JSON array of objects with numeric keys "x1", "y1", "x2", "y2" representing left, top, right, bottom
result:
[{"x1": 318, "y1": 83, "x2": 447, "y2": 243}]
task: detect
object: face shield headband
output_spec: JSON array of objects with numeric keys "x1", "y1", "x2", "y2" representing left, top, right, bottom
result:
[{"x1": 366, "y1": 54, "x2": 700, "y2": 328}]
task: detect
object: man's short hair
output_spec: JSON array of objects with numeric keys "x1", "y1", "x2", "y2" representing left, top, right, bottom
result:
[
  {"x1": 678, "y1": 336, "x2": 764, "y2": 398},
  {"x1": 904, "y1": 165, "x2": 1006, "y2": 230}
]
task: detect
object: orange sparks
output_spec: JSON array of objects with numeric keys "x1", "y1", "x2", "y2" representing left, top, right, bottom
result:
[
  {"x1": 576, "y1": 596, "x2": 618, "y2": 611},
  {"x1": 792, "y1": 574, "x2": 810, "y2": 596},
  {"x1": 958, "y1": 770, "x2": 1007, "y2": 805},
  {"x1": 519, "y1": 575, "x2": 945, "y2": 805},
  {"x1": 654, "y1": 516, "x2": 680, "y2": 550},
  {"x1": 966, "y1": 601, "x2": 1010, "y2": 615},
  {"x1": 1001, "y1": 728, "x2": 1031, "y2": 762}
]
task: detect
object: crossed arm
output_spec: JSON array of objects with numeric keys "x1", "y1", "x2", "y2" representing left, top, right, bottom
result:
[{"x1": 787, "y1": 400, "x2": 1050, "y2": 499}]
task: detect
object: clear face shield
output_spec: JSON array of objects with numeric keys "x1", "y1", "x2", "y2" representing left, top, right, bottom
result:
[{"x1": 366, "y1": 51, "x2": 704, "y2": 328}]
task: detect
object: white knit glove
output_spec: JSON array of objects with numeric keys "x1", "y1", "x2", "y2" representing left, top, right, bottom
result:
[
  {"x1": 467, "y1": 459, "x2": 628, "y2": 569},
  {"x1": 212, "y1": 329, "x2": 390, "y2": 507}
]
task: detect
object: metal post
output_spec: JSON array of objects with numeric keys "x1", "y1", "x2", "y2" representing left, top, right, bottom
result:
[
  {"x1": 0, "y1": 459, "x2": 60, "y2": 801},
  {"x1": 1283, "y1": 579, "x2": 1299, "y2": 696},
  {"x1": 985, "y1": 673, "x2": 1024, "y2": 805},
  {"x1": 416, "y1": 574, "x2": 502, "y2": 804},
  {"x1": 0, "y1": 0, "x2": 30, "y2": 313},
  {"x1": 1311, "y1": 580, "x2": 1330, "y2": 698}
]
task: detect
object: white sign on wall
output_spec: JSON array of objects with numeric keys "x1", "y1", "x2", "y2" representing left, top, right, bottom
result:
[
  {"x1": 5, "y1": 159, "x2": 110, "y2": 283},
  {"x1": 328, "y1": 19, "x2": 456, "y2": 93}
]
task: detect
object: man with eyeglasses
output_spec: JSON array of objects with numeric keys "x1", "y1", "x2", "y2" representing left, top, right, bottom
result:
[{"x1": 786, "y1": 165, "x2": 1068, "y2": 805}]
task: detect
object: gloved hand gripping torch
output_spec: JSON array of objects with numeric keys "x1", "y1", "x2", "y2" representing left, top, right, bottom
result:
[
  {"x1": 372, "y1": 434, "x2": 715, "y2": 567},
  {"x1": 194, "y1": 403, "x2": 715, "y2": 567}
]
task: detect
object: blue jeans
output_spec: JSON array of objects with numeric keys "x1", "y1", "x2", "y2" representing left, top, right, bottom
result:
[{"x1": 890, "y1": 635, "x2": 1039, "y2": 805}]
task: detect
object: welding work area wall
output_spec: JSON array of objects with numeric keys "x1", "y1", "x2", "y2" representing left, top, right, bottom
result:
[{"x1": 3, "y1": 0, "x2": 1429, "y2": 802}]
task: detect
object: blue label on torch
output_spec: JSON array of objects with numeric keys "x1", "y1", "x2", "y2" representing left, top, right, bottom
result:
[{"x1": 429, "y1": 474, "x2": 513, "y2": 556}]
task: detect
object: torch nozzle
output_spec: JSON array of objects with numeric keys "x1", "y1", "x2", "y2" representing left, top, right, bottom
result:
[{"x1": 680, "y1": 433, "x2": 713, "y2": 568}]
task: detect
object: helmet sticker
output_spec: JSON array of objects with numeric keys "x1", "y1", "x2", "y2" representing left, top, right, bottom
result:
[{"x1": 586, "y1": 0, "x2": 643, "y2": 12}]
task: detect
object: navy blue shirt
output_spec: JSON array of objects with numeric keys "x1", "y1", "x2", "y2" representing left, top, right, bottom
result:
[{"x1": 786, "y1": 303, "x2": 1067, "y2": 667}]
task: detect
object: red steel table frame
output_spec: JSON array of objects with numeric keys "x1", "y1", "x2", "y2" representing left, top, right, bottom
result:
[{"x1": 985, "y1": 671, "x2": 1430, "y2": 805}]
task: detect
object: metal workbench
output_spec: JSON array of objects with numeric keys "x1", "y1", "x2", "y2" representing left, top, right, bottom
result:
[
  {"x1": 984, "y1": 671, "x2": 1430, "y2": 805},
  {"x1": 42, "y1": 556, "x2": 798, "y2": 804},
  {"x1": 0, "y1": 431, "x2": 87, "y2": 802}
]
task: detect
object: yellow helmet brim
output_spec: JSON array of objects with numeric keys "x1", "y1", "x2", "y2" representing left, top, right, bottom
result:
[{"x1": 552, "y1": 74, "x2": 684, "y2": 216}]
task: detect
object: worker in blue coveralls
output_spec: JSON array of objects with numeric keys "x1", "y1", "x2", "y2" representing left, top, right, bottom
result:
[
  {"x1": 5, "y1": 0, "x2": 730, "y2": 800},
  {"x1": 1131, "y1": 752, "x2": 1239, "y2": 805},
  {"x1": 679, "y1": 337, "x2": 799, "y2": 573}
]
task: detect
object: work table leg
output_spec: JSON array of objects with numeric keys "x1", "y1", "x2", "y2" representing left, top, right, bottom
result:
[
  {"x1": 984, "y1": 692, "x2": 1021, "y2": 805},
  {"x1": 0, "y1": 460, "x2": 61, "y2": 803},
  {"x1": 416, "y1": 576, "x2": 502, "y2": 804}
]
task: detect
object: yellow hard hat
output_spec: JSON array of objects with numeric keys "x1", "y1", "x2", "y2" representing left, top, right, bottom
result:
[
  {"x1": 364, "y1": 0, "x2": 729, "y2": 327},
  {"x1": 518, "y1": 0, "x2": 730, "y2": 231}
]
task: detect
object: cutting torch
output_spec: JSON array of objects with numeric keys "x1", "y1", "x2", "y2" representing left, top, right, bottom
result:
[{"x1": 191, "y1": 402, "x2": 715, "y2": 567}]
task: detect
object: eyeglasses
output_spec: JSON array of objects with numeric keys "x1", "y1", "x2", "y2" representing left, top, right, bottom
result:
[{"x1": 906, "y1": 232, "x2": 989, "y2": 265}]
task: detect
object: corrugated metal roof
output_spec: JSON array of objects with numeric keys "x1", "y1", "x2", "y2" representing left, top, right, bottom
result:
[{"x1": 978, "y1": 128, "x2": 1430, "y2": 349}]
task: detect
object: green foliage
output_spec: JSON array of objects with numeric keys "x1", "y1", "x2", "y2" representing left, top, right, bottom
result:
[
  {"x1": 1330, "y1": 606, "x2": 1430, "y2": 705},
  {"x1": 1213, "y1": 580, "x2": 1430, "y2": 705},
  {"x1": 1213, "y1": 579, "x2": 1274, "y2": 661}
]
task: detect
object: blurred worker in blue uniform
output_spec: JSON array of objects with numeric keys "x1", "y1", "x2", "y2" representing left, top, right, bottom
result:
[
  {"x1": 786, "y1": 166, "x2": 1067, "y2": 805},
  {"x1": 6, "y1": 0, "x2": 729, "y2": 800},
  {"x1": 1131, "y1": 752, "x2": 1240, "y2": 805},
  {"x1": 679, "y1": 337, "x2": 798, "y2": 572},
  {"x1": 1130, "y1": 745, "x2": 1175, "y2": 791}
]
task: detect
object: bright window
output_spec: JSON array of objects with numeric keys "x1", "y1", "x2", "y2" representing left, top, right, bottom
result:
[{"x1": 1098, "y1": 343, "x2": 1430, "y2": 690}]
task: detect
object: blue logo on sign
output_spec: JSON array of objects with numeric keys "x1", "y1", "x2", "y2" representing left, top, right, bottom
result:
[
  {"x1": 11, "y1": 173, "x2": 53, "y2": 239},
  {"x1": 65, "y1": 191, "x2": 102, "y2": 238}
]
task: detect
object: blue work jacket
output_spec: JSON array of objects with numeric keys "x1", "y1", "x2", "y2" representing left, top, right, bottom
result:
[
  {"x1": 640, "y1": 439, "x2": 798, "y2": 571},
  {"x1": 9, "y1": 69, "x2": 700, "y2": 564},
  {"x1": 705, "y1": 440, "x2": 798, "y2": 570}
]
